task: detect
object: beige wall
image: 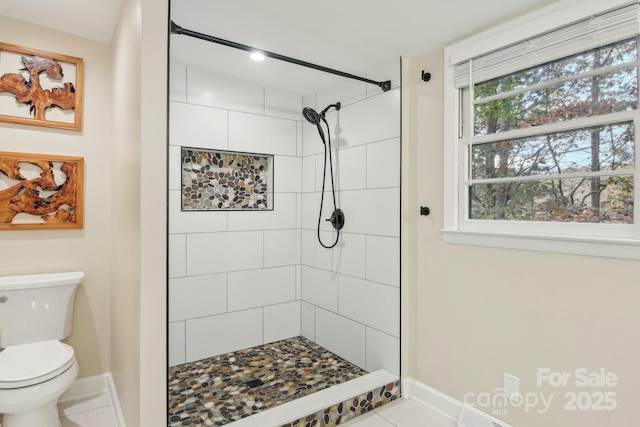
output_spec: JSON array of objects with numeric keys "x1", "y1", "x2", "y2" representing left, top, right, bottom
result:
[
  {"x1": 138, "y1": 0, "x2": 168, "y2": 425},
  {"x1": 110, "y1": 0, "x2": 168, "y2": 424},
  {"x1": 0, "y1": 5, "x2": 167, "y2": 426},
  {"x1": 110, "y1": 0, "x2": 142, "y2": 423},
  {"x1": 403, "y1": 50, "x2": 640, "y2": 426},
  {"x1": 0, "y1": 16, "x2": 113, "y2": 378}
]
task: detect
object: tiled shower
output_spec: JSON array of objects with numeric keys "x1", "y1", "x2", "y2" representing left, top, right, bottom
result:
[{"x1": 167, "y1": 57, "x2": 401, "y2": 422}]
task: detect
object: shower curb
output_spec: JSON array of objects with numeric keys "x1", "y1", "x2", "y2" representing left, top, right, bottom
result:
[
  {"x1": 281, "y1": 379, "x2": 400, "y2": 427},
  {"x1": 228, "y1": 369, "x2": 398, "y2": 427}
]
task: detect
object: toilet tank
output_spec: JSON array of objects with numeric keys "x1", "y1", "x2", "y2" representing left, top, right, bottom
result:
[{"x1": 0, "y1": 271, "x2": 84, "y2": 348}]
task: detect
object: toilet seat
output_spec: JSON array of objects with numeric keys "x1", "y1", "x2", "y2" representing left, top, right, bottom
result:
[{"x1": 0, "y1": 340, "x2": 75, "y2": 389}]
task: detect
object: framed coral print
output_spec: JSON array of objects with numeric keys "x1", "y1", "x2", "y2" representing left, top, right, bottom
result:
[
  {"x1": 0, "y1": 152, "x2": 84, "y2": 229},
  {"x1": 0, "y1": 43, "x2": 83, "y2": 131}
]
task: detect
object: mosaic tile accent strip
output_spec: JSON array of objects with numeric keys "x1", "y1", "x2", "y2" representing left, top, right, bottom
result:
[
  {"x1": 168, "y1": 336, "x2": 368, "y2": 426},
  {"x1": 181, "y1": 147, "x2": 273, "y2": 211},
  {"x1": 281, "y1": 380, "x2": 400, "y2": 427}
]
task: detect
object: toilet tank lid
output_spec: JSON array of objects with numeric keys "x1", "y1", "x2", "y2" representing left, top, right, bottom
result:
[{"x1": 0, "y1": 271, "x2": 85, "y2": 290}]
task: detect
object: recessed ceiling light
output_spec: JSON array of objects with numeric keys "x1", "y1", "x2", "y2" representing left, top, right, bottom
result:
[{"x1": 249, "y1": 51, "x2": 266, "y2": 62}]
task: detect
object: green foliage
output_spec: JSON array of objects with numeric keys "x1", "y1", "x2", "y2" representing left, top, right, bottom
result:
[{"x1": 470, "y1": 39, "x2": 636, "y2": 224}]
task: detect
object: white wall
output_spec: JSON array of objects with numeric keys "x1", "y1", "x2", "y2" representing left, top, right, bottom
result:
[
  {"x1": 168, "y1": 63, "x2": 303, "y2": 366},
  {"x1": 300, "y1": 62, "x2": 401, "y2": 375}
]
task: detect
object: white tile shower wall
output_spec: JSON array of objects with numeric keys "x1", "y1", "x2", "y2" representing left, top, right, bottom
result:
[
  {"x1": 300, "y1": 83, "x2": 400, "y2": 373},
  {"x1": 315, "y1": 231, "x2": 366, "y2": 278},
  {"x1": 365, "y1": 328, "x2": 400, "y2": 376},
  {"x1": 300, "y1": 192, "x2": 320, "y2": 230},
  {"x1": 169, "y1": 63, "x2": 305, "y2": 365},
  {"x1": 185, "y1": 308, "x2": 264, "y2": 363},
  {"x1": 168, "y1": 62, "x2": 400, "y2": 374},
  {"x1": 296, "y1": 122, "x2": 303, "y2": 157},
  {"x1": 302, "y1": 155, "x2": 316, "y2": 192},
  {"x1": 315, "y1": 307, "x2": 366, "y2": 368},
  {"x1": 334, "y1": 90, "x2": 401, "y2": 148},
  {"x1": 169, "y1": 189, "x2": 228, "y2": 234},
  {"x1": 296, "y1": 266, "x2": 302, "y2": 300},
  {"x1": 264, "y1": 301, "x2": 301, "y2": 343},
  {"x1": 338, "y1": 276, "x2": 399, "y2": 337},
  {"x1": 339, "y1": 188, "x2": 400, "y2": 237},
  {"x1": 274, "y1": 156, "x2": 302, "y2": 193},
  {"x1": 301, "y1": 301, "x2": 315, "y2": 341},
  {"x1": 169, "y1": 321, "x2": 186, "y2": 366},
  {"x1": 170, "y1": 63, "x2": 187, "y2": 103},
  {"x1": 334, "y1": 145, "x2": 367, "y2": 191},
  {"x1": 264, "y1": 229, "x2": 301, "y2": 267},
  {"x1": 301, "y1": 266, "x2": 339, "y2": 313},
  {"x1": 168, "y1": 146, "x2": 182, "y2": 190},
  {"x1": 366, "y1": 235, "x2": 400, "y2": 287},
  {"x1": 316, "y1": 79, "x2": 367, "y2": 111},
  {"x1": 169, "y1": 273, "x2": 227, "y2": 322},
  {"x1": 301, "y1": 229, "x2": 315, "y2": 267},
  {"x1": 303, "y1": 189, "x2": 400, "y2": 236},
  {"x1": 265, "y1": 88, "x2": 302, "y2": 121},
  {"x1": 227, "y1": 193, "x2": 297, "y2": 231},
  {"x1": 366, "y1": 138, "x2": 400, "y2": 189},
  {"x1": 228, "y1": 266, "x2": 296, "y2": 312},
  {"x1": 186, "y1": 231, "x2": 264, "y2": 276},
  {"x1": 186, "y1": 66, "x2": 264, "y2": 114},
  {"x1": 228, "y1": 112, "x2": 297, "y2": 156},
  {"x1": 169, "y1": 102, "x2": 228, "y2": 150},
  {"x1": 168, "y1": 234, "x2": 186, "y2": 279}
]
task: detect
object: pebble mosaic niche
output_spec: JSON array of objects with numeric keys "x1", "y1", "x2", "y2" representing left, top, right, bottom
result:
[{"x1": 181, "y1": 147, "x2": 273, "y2": 211}]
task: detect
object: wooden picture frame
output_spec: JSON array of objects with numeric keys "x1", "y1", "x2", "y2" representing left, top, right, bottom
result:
[
  {"x1": 0, "y1": 43, "x2": 83, "y2": 131},
  {"x1": 0, "y1": 152, "x2": 84, "y2": 230}
]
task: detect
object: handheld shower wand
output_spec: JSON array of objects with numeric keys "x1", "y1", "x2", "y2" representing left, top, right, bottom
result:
[{"x1": 302, "y1": 102, "x2": 344, "y2": 249}]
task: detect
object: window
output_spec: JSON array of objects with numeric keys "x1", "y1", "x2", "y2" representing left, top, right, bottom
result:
[{"x1": 443, "y1": 0, "x2": 640, "y2": 259}]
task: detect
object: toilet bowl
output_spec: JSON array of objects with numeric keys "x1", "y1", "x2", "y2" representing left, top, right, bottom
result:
[
  {"x1": 0, "y1": 272, "x2": 84, "y2": 427},
  {"x1": 0, "y1": 341, "x2": 78, "y2": 427}
]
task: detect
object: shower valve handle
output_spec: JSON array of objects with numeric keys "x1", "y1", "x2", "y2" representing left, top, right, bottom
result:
[{"x1": 326, "y1": 209, "x2": 345, "y2": 231}]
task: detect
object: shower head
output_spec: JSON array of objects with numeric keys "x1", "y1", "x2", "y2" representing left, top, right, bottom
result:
[
  {"x1": 302, "y1": 102, "x2": 341, "y2": 125},
  {"x1": 303, "y1": 102, "x2": 341, "y2": 145},
  {"x1": 302, "y1": 107, "x2": 321, "y2": 125}
]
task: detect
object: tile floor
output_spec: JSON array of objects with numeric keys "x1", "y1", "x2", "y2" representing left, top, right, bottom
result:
[
  {"x1": 52, "y1": 395, "x2": 456, "y2": 427},
  {"x1": 58, "y1": 390, "x2": 119, "y2": 427},
  {"x1": 341, "y1": 398, "x2": 457, "y2": 427}
]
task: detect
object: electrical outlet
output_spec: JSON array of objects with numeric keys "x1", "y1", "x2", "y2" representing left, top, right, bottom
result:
[{"x1": 504, "y1": 373, "x2": 519, "y2": 401}]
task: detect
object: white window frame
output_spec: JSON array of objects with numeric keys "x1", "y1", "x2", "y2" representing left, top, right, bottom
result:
[{"x1": 443, "y1": 0, "x2": 640, "y2": 260}]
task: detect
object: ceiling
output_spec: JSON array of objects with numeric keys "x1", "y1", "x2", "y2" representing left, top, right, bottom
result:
[
  {"x1": 0, "y1": 0, "x2": 554, "y2": 95},
  {"x1": 0, "y1": 0, "x2": 124, "y2": 44}
]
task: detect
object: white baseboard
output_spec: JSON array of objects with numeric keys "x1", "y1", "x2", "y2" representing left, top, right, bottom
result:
[
  {"x1": 402, "y1": 377, "x2": 462, "y2": 423},
  {"x1": 59, "y1": 372, "x2": 126, "y2": 427}
]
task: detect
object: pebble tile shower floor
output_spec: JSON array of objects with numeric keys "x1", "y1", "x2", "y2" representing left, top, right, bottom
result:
[{"x1": 168, "y1": 336, "x2": 369, "y2": 426}]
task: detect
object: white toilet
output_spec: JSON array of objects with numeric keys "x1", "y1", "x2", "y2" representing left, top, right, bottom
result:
[{"x1": 0, "y1": 271, "x2": 84, "y2": 427}]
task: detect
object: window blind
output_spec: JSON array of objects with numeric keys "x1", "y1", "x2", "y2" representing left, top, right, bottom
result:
[{"x1": 454, "y1": 2, "x2": 640, "y2": 88}]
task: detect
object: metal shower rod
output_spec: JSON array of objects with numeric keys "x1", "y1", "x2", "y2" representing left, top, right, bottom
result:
[{"x1": 170, "y1": 21, "x2": 392, "y2": 92}]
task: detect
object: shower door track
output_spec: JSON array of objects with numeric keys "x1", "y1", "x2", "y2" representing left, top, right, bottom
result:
[{"x1": 170, "y1": 21, "x2": 392, "y2": 92}]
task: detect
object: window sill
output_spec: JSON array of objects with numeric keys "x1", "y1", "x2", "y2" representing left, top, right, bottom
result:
[{"x1": 442, "y1": 229, "x2": 640, "y2": 260}]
